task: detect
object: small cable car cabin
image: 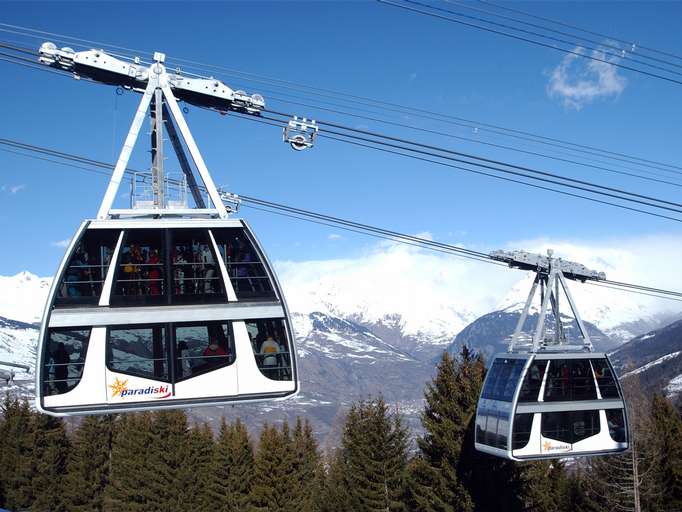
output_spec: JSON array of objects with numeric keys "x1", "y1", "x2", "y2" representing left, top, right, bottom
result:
[
  {"x1": 475, "y1": 351, "x2": 628, "y2": 460},
  {"x1": 475, "y1": 250, "x2": 630, "y2": 460},
  {"x1": 36, "y1": 47, "x2": 301, "y2": 416}
]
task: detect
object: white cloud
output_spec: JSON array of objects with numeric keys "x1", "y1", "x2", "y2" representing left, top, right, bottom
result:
[
  {"x1": 2, "y1": 184, "x2": 26, "y2": 194},
  {"x1": 327, "y1": 233, "x2": 343, "y2": 241},
  {"x1": 547, "y1": 44, "x2": 627, "y2": 110},
  {"x1": 276, "y1": 234, "x2": 682, "y2": 339},
  {"x1": 50, "y1": 239, "x2": 71, "y2": 248}
]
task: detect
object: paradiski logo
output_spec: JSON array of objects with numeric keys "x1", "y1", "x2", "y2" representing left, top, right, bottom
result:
[{"x1": 108, "y1": 377, "x2": 171, "y2": 399}]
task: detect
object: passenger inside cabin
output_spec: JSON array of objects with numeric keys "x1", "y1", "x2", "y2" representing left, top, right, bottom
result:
[{"x1": 203, "y1": 335, "x2": 228, "y2": 370}]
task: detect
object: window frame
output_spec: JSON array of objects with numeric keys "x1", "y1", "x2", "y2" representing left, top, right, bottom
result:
[
  {"x1": 43, "y1": 326, "x2": 92, "y2": 396},
  {"x1": 173, "y1": 321, "x2": 236, "y2": 383},
  {"x1": 106, "y1": 323, "x2": 172, "y2": 383},
  {"x1": 54, "y1": 229, "x2": 120, "y2": 308}
]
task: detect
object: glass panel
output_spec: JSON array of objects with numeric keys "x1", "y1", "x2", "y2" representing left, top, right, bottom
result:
[
  {"x1": 175, "y1": 322, "x2": 234, "y2": 381},
  {"x1": 245, "y1": 318, "x2": 292, "y2": 381},
  {"x1": 606, "y1": 409, "x2": 627, "y2": 442},
  {"x1": 544, "y1": 359, "x2": 598, "y2": 402},
  {"x1": 544, "y1": 361, "x2": 571, "y2": 402},
  {"x1": 541, "y1": 412, "x2": 573, "y2": 444},
  {"x1": 43, "y1": 328, "x2": 90, "y2": 396},
  {"x1": 572, "y1": 410, "x2": 601, "y2": 443},
  {"x1": 108, "y1": 326, "x2": 168, "y2": 381},
  {"x1": 484, "y1": 412, "x2": 499, "y2": 447},
  {"x1": 591, "y1": 358, "x2": 620, "y2": 399},
  {"x1": 512, "y1": 413, "x2": 534, "y2": 450},
  {"x1": 541, "y1": 411, "x2": 601, "y2": 444},
  {"x1": 211, "y1": 228, "x2": 277, "y2": 301},
  {"x1": 518, "y1": 360, "x2": 547, "y2": 402},
  {"x1": 55, "y1": 230, "x2": 119, "y2": 306},
  {"x1": 482, "y1": 358, "x2": 526, "y2": 402},
  {"x1": 111, "y1": 230, "x2": 166, "y2": 306},
  {"x1": 496, "y1": 411, "x2": 510, "y2": 449},
  {"x1": 170, "y1": 230, "x2": 226, "y2": 304},
  {"x1": 475, "y1": 411, "x2": 488, "y2": 445}
]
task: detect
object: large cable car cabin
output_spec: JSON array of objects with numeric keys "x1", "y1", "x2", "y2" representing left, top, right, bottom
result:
[
  {"x1": 475, "y1": 250, "x2": 629, "y2": 460},
  {"x1": 36, "y1": 46, "x2": 302, "y2": 416}
]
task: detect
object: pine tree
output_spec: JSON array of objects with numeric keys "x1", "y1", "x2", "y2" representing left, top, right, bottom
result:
[
  {"x1": 0, "y1": 396, "x2": 35, "y2": 510},
  {"x1": 291, "y1": 417, "x2": 322, "y2": 512},
  {"x1": 104, "y1": 412, "x2": 158, "y2": 511},
  {"x1": 63, "y1": 415, "x2": 115, "y2": 511},
  {"x1": 650, "y1": 393, "x2": 682, "y2": 511},
  {"x1": 407, "y1": 348, "x2": 484, "y2": 512},
  {"x1": 208, "y1": 417, "x2": 255, "y2": 511},
  {"x1": 250, "y1": 422, "x2": 298, "y2": 512},
  {"x1": 30, "y1": 411, "x2": 70, "y2": 512},
  {"x1": 338, "y1": 397, "x2": 410, "y2": 511},
  {"x1": 316, "y1": 450, "x2": 352, "y2": 512},
  {"x1": 178, "y1": 421, "x2": 214, "y2": 509},
  {"x1": 147, "y1": 409, "x2": 191, "y2": 511}
]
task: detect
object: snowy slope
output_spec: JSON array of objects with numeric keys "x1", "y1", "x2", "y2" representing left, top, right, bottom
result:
[{"x1": 0, "y1": 272, "x2": 51, "y2": 324}]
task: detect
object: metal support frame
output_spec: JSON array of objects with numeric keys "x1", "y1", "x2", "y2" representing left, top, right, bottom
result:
[
  {"x1": 96, "y1": 55, "x2": 228, "y2": 219},
  {"x1": 508, "y1": 251, "x2": 593, "y2": 353}
]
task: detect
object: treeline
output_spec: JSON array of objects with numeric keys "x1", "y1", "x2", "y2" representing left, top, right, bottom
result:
[{"x1": 0, "y1": 347, "x2": 680, "y2": 511}]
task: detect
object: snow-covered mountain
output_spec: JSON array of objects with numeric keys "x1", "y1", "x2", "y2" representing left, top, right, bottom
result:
[
  {"x1": 1, "y1": 238, "x2": 680, "y2": 443},
  {"x1": 610, "y1": 319, "x2": 682, "y2": 401}
]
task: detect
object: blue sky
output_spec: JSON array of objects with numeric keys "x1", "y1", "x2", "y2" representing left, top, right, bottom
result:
[{"x1": 1, "y1": 0, "x2": 682, "y2": 276}]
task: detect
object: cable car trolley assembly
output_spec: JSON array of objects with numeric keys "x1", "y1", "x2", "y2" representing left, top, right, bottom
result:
[
  {"x1": 36, "y1": 44, "x2": 303, "y2": 416},
  {"x1": 475, "y1": 250, "x2": 629, "y2": 460}
]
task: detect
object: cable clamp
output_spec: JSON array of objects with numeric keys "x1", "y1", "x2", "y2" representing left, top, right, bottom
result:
[{"x1": 283, "y1": 116, "x2": 318, "y2": 151}]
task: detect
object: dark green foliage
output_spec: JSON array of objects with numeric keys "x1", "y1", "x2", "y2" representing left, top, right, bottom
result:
[
  {"x1": 407, "y1": 348, "x2": 484, "y2": 512},
  {"x1": 650, "y1": 394, "x2": 682, "y2": 510},
  {"x1": 209, "y1": 417, "x2": 255, "y2": 511},
  {"x1": 63, "y1": 415, "x2": 114, "y2": 512},
  {"x1": 337, "y1": 397, "x2": 410, "y2": 511},
  {"x1": 104, "y1": 412, "x2": 156, "y2": 511},
  {"x1": 316, "y1": 450, "x2": 352, "y2": 512},
  {"x1": 29, "y1": 412, "x2": 70, "y2": 512},
  {"x1": 250, "y1": 422, "x2": 298, "y2": 512},
  {"x1": 291, "y1": 417, "x2": 322, "y2": 512},
  {"x1": 0, "y1": 396, "x2": 35, "y2": 510},
  {"x1": 178, "y1": 422, "x2": 214, "y2": 509}
]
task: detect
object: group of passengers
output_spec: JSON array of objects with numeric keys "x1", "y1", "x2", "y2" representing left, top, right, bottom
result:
[
  {"x1": 220, "y1": 236, "x2": 269, "y2": 294},
  {"x1": 62, "y1": 245, "x2": 110, "y2": 297},
  {"x1": 172, "y1": 243, "x2": 218, "y2": 296},
  {"x1": 119, "y1": 243, "x2": 164, "y2": 296}
]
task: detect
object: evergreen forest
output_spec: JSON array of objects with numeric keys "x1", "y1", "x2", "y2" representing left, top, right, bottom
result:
[{"x1": 0, "y1": 347, "x2": 680, "y2": 512}]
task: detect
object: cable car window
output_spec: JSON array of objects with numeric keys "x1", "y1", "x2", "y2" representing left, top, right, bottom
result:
[
  {"x1": 55, "y1": 230, "x2": 119, "y2": 307},
  {"x1": 541, "y1": 410, "x2": 600, "y2": 444},
  {"x1": 174, "y1": 322, "x2": 234, "y2": 381},
  {"x1": 541, "y1": 412, "x2": 573, "y2": 444},
  {"x1": 108, "y1": 326, "x2": 169, "y2": 382},
  {"x1": 484, "y1": 410, "x2": 499, "y2": 447},
  {"x1": 211, "y1": 228, "x2": 277, "y2": 301},
  {"x1": 544, "y1": 360, "x2": 597, "y2": 402},
  {"x1": 43, "y1": 328, "x2": 90, "y2": 396},
  {"x1": 475, "y1": 410, "x2": 488, "y2": 445},
  {"x1": 591, "y1": 359, "x2": 620, "y2": 399},
  {"x1": 572, "y1": 410, "x2": 601, "y2": 443},
  {"x1": 606, "y1": 409, "x2": 626, "y2": 442},
  {"x1": 245, "y1": 318, "x2": 292, "y2": 381},
  {"x1": 497, "y1": 412, "x2": 510, "y2": 448},
  {"x1": 170, "y1": 230, "x2": 226, "y2": 304},
  {"x1": 111, "y1": 230, "x2": 166, "y2": 305},
  {"x1": 518, "y1": 361, "x2": 547, "y2": 402},
  {"x1": 482, "y1": 359, "x2": 526, "y2": 402},
  {"x1": 512, "y1": 413, "x2": 534, "y2": 450}
]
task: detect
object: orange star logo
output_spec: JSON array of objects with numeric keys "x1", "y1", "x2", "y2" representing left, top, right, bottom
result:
[
  {"x1": 543, "y1": 440, "x2": 552, "y2": 452},
  {"x1": 108, "y1": 377, "x2": 128, "y2": 398}
]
